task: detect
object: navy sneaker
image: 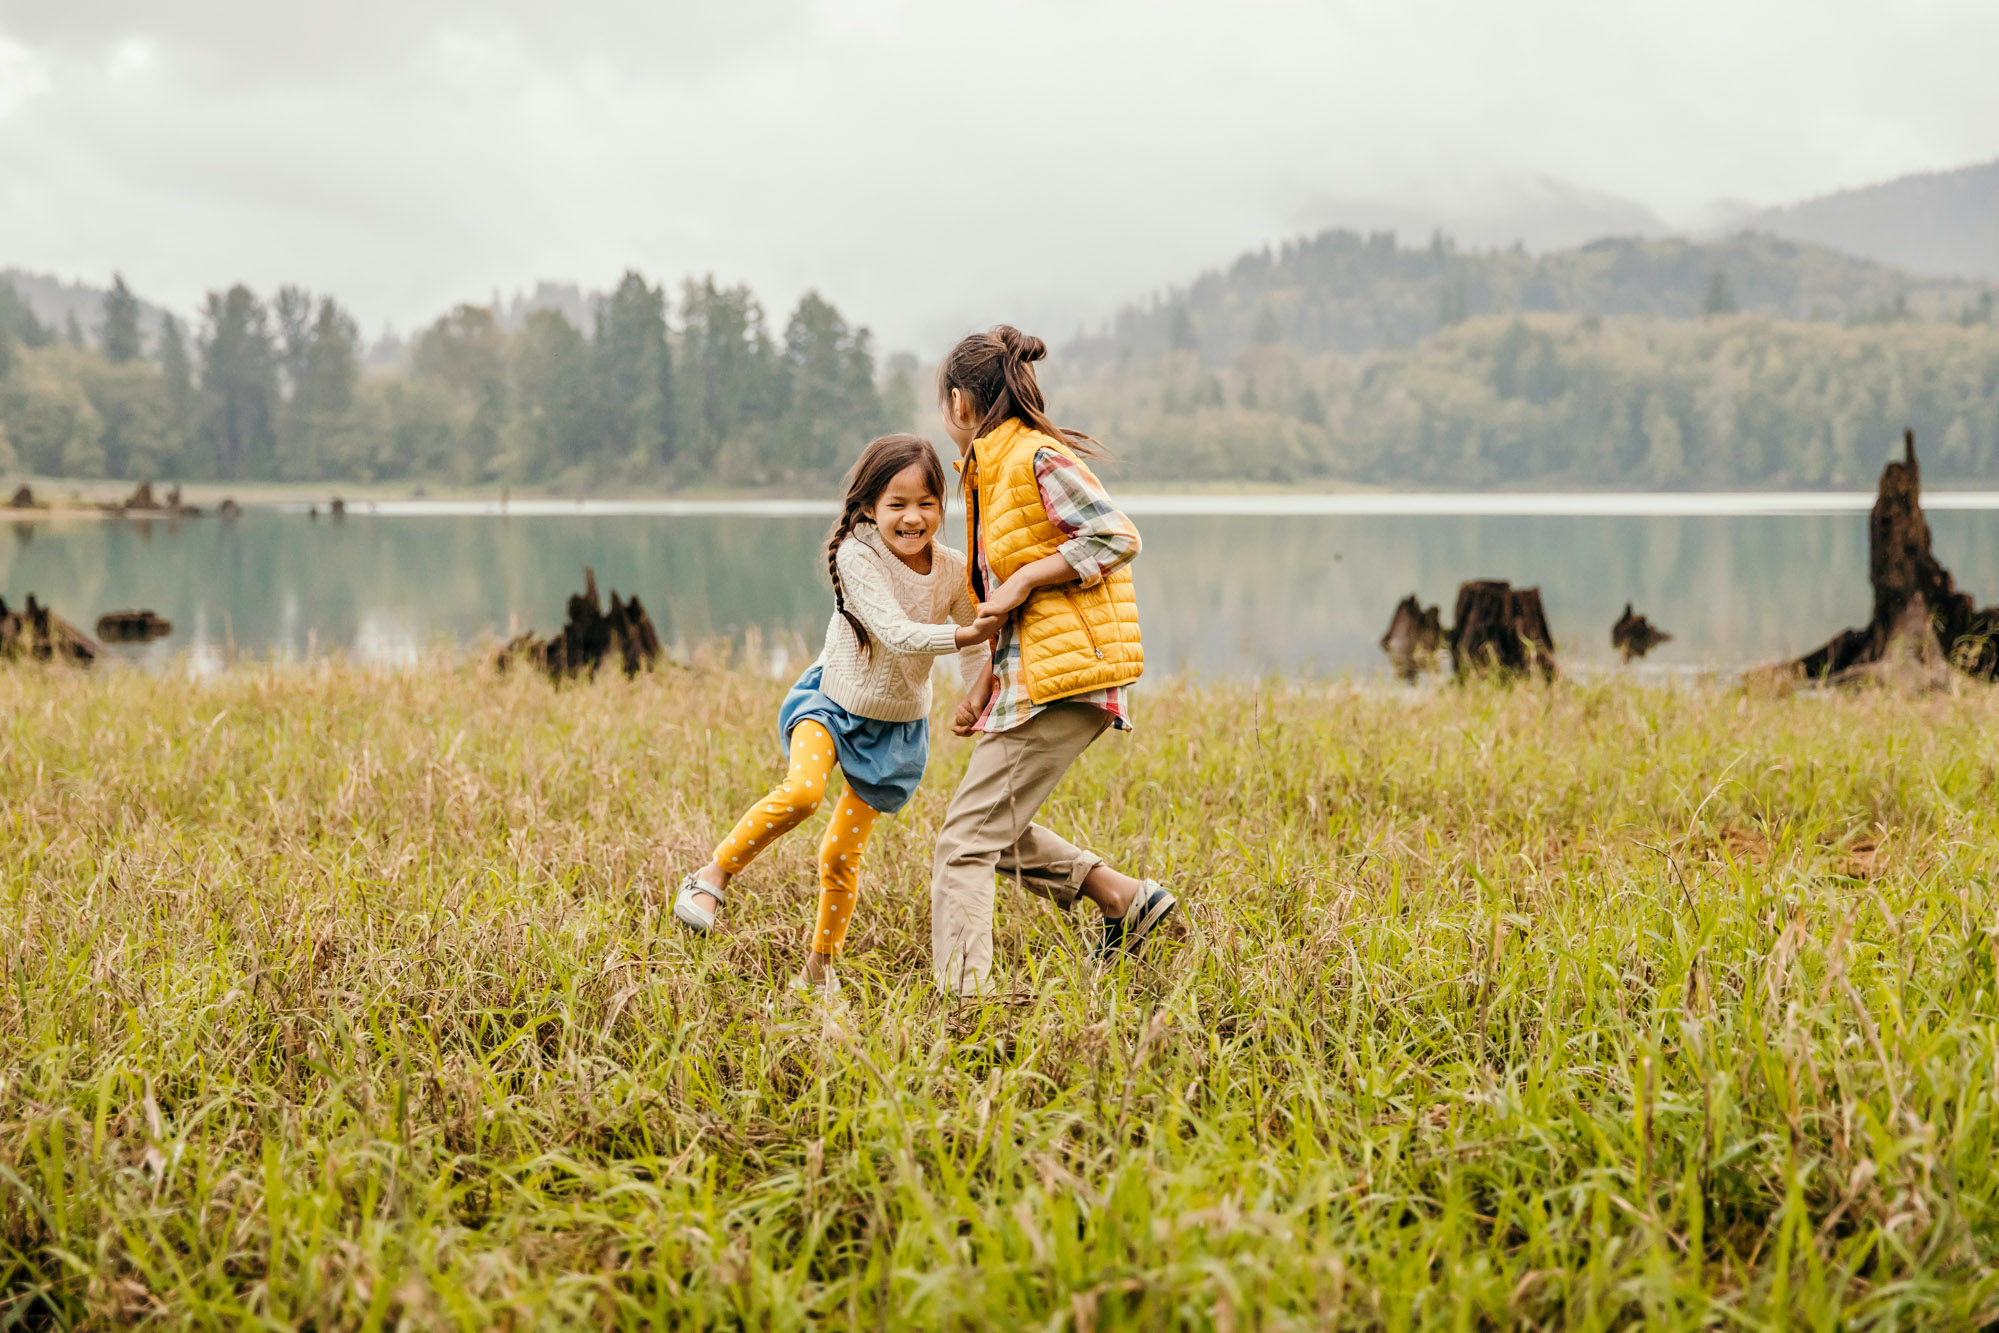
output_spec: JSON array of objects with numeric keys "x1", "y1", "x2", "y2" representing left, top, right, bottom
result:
[{"x1": 1094, "y1": 881, "x2": 1177, "y2": 965}]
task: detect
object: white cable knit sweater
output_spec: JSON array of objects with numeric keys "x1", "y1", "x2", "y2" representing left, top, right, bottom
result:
[{"x1": 817, "y1": 524, "x2": 987, "y2": 723}]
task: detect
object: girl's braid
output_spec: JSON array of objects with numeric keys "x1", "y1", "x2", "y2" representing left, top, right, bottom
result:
[{"x1": 826, "y1": 501, "x2": 872, "y2": 660}]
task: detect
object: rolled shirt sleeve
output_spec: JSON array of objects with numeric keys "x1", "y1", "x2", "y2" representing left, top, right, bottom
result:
[{"x1": 1032, "y1": 448, "x2": 1141, "y2": 588}]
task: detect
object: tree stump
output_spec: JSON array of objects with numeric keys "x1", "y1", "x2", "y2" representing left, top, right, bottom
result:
[
  {"x1": 497, "y1": 568, "x2": 661, "y2": 681},
  {"x1": 95, "y1": 609, "x2": 174, "y2": 644},
  {"x1": 7, "y1": 484, "x2": 38, "y2": 510},
  {"x1": 1611, "y1": 604, "x2": 1672, "y2": 661},
  {"x1": 1448, "y1": 580, "x2": 1556, "y2": 680},
  {"x1": 0, "y1": 595, "x2": 98, "y2": 665},
  {"x1": 1379, "y1": 594, "x2": 1444, "y2": 681},
  {"x1": 218, "y1": 498, "x2": 242, "y2": 518},
  {"x1": 1786, "y1": 429, "x2": 1999, "y2": 684}
]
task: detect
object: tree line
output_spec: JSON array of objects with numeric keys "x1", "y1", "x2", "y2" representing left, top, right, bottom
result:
[
  {"x1": 0, "y1": 272, "x2": 909, "y2": 488},
  {"x1": 1048, "y1": 312, "x2": 1999, "y2": 488}
]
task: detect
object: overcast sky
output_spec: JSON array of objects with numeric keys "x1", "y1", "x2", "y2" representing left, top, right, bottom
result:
[{"x1": 2, "y1": 0, "x2": 1996, "y2": 352}]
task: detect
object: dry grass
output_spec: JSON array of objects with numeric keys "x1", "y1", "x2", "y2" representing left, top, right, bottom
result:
[{"x1": 4, "y1": 661, "x2": 1999, "y2": 1328}]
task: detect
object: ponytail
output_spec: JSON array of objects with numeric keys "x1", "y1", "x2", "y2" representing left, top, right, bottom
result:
[
  {"x1": 825, "y1": 433, "x2": 949, "y2": 660},
  {"x1": 938, "y1": 324, "x2": 1103, "y2": 457}
]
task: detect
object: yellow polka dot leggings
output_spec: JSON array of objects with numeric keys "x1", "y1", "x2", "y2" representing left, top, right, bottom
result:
[{"x1": 709, "y1": 719, "x2": 880, "y2": 956}]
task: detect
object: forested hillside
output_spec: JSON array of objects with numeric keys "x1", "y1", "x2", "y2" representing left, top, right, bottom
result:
[
  {"x1": 1071, "y1": 230, "x2": 1995, "y2": 369},
  {"x1": 0, "y1": 272, "x2": 907, "y2": 489},
  {"x1": 6, "y1": 233, "x2": 1999, "y2": 492},
  {"x1": 1047, "y1": 313, "x2": 1999, "y2": 488}
]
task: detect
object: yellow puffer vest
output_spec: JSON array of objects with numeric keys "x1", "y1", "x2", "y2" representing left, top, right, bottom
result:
[{"x1": 962, "y1": 419, "x2": 1143, "y2": 704}]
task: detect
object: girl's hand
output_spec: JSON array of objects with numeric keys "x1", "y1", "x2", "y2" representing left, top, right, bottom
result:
[
  {"x1": 953, "y1": 672, "x2": 994, "y2": 737},
  {"x1": 976, "y1": 575, "x2": 1033, "y2": 621},
  {"x1": 954, "y1": 612, "x2": 1005, "y2": 647},
  {"x1": 977, "y1": 553, "x2": 1080, "y2": 621}
]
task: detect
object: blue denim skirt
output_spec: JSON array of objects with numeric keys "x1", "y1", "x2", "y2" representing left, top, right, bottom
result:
[{"x1": 776, "y1": 664, "x2": 929, "y2": 815}]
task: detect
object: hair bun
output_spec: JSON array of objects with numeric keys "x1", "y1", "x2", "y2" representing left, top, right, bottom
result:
[{"x1": 992, "y1": 325, "x2": 1047, "y2": 364}]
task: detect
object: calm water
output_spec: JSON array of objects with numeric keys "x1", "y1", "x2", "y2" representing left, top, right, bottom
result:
[{"x1": 5, "y1": 495, "x2": 1999, "y2": 679}]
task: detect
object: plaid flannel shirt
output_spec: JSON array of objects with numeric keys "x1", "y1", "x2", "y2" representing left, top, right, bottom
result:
[{"x1": 973, "y1": 449, "x2": 1141, "y2": 734}]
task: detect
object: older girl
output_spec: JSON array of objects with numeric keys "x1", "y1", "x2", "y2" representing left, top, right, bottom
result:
[{"x1": 929, "y1": 326, "x2": 1177, "y2": 995}]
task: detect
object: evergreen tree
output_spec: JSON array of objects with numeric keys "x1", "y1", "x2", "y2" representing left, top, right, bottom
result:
[
  {"x1": 1703, "y1": 271, "x2": 1737, "y2": 317},
  {"x1": 1437, "y1": 277, "x2": 1469, "y2": 329},
  {"x1": 594, "y1": 271, "x2": 675, "y2": 477},
  {"x1": 679, "y1": 277, "x2": 780, "y2": 470},
  {"x1": 781, "y1": 291, "x2": 882, "y2": 477},
  {"x1": 199, "y1": 286, "x2": 279, "y2": 479},
  {"x1": 274, "y1": 286, "x2": 316, "y2": 400},
  {"x1": 0, "y1": 279, "x2": 51, "y2": 349},
  {"x1": 510, "y1": 308, "x2": 593, "y2": 480},
  {"x1": 880, "y1": 352, "x2": 919, "y2": 434},
  {"x1": 411, "y1": 304, "x2": 509, "y2": 481},
  {"x1": 65, "y1": 311, "x2": 87, "y2": 348},
  {"x1": 157, "y1": 315, "x2": 196, "y2": 455},
  {"x1": 285, "y1": 297, "x2": 360, "y2": 479},
  {"x1": 101, "y1": 274, "x2": 145, "y2": 364}
]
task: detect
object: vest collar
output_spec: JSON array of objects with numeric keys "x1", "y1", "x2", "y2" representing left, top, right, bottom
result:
[{"x1": 970, "y1": 417, "x2": 1028, "y2": 465}]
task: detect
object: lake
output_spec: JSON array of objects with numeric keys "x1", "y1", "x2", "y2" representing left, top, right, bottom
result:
[{"x1": 6, "y1": 493, "x2": 1999, "y2": 679}]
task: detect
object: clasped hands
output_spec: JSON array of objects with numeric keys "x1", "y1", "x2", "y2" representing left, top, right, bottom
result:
[{"x1": 951, "y1": 570, "x2": 1036, "y2": 649}]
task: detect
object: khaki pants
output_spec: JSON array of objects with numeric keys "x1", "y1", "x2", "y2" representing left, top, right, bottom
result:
[{"x1": 930, "y1": 702, "x2": 1112, "y2": 994}]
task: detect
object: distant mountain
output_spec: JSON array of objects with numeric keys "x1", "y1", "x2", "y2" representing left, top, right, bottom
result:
[
  {"x1": 1065, "y1": 229, "x2": 1995, "y2": 370},
  {"x1": 1739, "y1": 160, "x2": 1999, "y2": 282},
  {"x1": 1285, "y1": 174, "x2": 1674, "y2": 255}
]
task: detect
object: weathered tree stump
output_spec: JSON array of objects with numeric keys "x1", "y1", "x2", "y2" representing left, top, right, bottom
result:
[
  {"x1": 218, "y1": 498, "x2": 242, "y2": 518},
  {"x1": 1611, "y1": 604, "x2": 1672, "y2": 662},
  {"x1": 1448, "y1": 580, "x2": 1556, "y2": 680},
  {"x1": 0, "y1": 595, "x2": 98, "y2": 665},
  {"x1": 1379, "y1": 594, "x2": 1444, "y2": 681},
  {"x1": 8, "y1": 484, "x2": 39, "y2": 510},
  {"x1": 497, "y1": 568, "x2": 662, "y2": 681},
  {"x1": 95, "y1": 609, "x2": 174, "y2": 644},
  {"x1": 329, "y1": 496, "x2": 346, "y2": 518},
  {"x1": 1786, "y1": 429, "x2": 1999, "y2": 685},
  {"x1": 608, "y1": 591, "x2": 663, "y2": 675}
]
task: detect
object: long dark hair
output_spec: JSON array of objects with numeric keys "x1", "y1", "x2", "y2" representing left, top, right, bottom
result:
[
  {"x1": 827, "y1": 433, "x2": 948, "y2": 658},
  {"x1": 938, "y1": 324, "x2": 1103, "y2": 457}
]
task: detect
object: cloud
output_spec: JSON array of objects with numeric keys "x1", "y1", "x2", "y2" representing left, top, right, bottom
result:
[
  {"x1": 0, "y1": 31, "x2": 49, "y2": 117},
  {"x1": 2, "y1": 0, "x2": 1997, "y2": 352},
  {"x1": 4, "y1": 2, "x2": 808, "y2": 85}
]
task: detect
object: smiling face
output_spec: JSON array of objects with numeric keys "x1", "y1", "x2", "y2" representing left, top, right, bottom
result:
[{"x1": 868, "y1": 462, "x2": 944, "y2": 568}]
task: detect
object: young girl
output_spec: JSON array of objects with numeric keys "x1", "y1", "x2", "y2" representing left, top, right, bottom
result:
[
  {"x1": 675, "y1": 434, "x2": 999, "y2": 995},
  {"x1": 929, "y1": 325, "x2": 1177, "y2": 996}
]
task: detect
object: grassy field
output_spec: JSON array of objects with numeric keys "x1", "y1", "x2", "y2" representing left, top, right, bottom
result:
[{"x1": 3, "y1": 662, "x2": 1999, "y2": 1329}]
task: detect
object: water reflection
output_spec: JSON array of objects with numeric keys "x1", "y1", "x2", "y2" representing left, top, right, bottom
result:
[{"x1": 1, "y1": 505, "x2": 1994, "y2": 678}]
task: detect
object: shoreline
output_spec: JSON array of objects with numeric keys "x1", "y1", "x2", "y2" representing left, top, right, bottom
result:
[{"x1": 12, "y1": 473, "x2": 1999, "y2": 521}]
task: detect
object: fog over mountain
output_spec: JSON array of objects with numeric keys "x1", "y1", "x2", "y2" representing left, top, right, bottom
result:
[
  {"x1": 1739, "y1": 160, "x2": 1999, "y2": 284},
  {"x1": 4, "y1": 1, "x2": 1998, "y2": 353}
]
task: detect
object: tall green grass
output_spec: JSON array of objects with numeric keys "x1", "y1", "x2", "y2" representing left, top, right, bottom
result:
[{"x1": 3, "y1": 662, "x2": 1998, "y2": 1328}]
